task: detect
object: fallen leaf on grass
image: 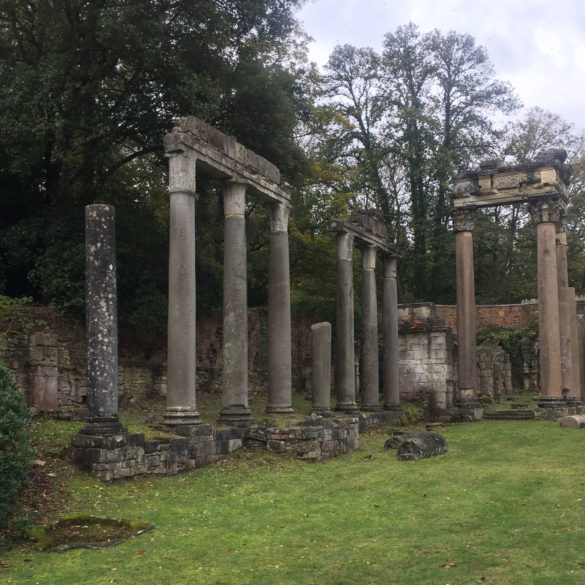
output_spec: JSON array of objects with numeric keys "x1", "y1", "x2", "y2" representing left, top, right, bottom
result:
[{"x1": 440, "y1": 562, "x2": 459, "y2": 568}]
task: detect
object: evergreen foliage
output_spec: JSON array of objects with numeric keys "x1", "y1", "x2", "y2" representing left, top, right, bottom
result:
[{"x1": 0, "y1": 363, "x2": 34, "y2": 537}]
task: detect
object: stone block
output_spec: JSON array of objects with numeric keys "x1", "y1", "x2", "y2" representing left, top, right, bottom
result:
[
  {"x1": 267, "y1": 440, "x2": 285, "y2": 453},
  {"x1": 384, "y1": 431, "x2": 448, "y2": 461},
  {"x1": 559, "y1": 414, "x2": 585, "y2": 428},
  {"x1": 125, "y1": 433, "x2": 145, "y2": 446}
]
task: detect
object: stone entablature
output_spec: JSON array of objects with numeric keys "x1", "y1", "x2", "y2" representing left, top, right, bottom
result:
[
  {"x1": 452, "y1": 150, "x2": 571, "y2": 209},
  {"x1": 165, "y1": 116, "x2": 288, "y2": 205}
]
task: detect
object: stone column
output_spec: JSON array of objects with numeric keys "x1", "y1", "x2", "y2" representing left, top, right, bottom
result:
[
  {"x1": 530, "y1": 199, "x2": 563, "y2": 406},
  {"x1": 311, "y1": 322, "x2": 333, "y2": 416},
  {"x1": 453, "y1": 207, "x2": 478, "y2": 406},
  {"x1": 218, "y1": 182, "x2": 253, "y2": 425},
  {"x1": 163, "y1": 150, "x2": 200, "y2": 425},
  {"x1": 556, "y1": 221, "x2": 581, "y2": 403},
  {"x1": 335, "y1": 231, "x2": 358, "y2": 412},
  {"x1": 266, "y1": 202, "x2": 294, "y2": 414},
  {"x1": 382, "y1": 256, "x2": 400, "y2": 410},
  {"x1": 82, "y1": 204, "x2": 124, "y2": 435},
  {"x1": 360, "y1": 245, "x2": 380, "y2": 411}
]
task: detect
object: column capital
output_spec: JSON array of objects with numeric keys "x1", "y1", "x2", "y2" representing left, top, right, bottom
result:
[
  {"x1": 269, "y1": 201, "x2": 290, "y2": 232},
  {"x1": 168, "y1": 151, "x2": 196, "y2": 194},
  {"x1": 529, "y1": 198, "x2": 563, "y2": 224},
  {"x1": 223, "y1": 182, "x2": 247, "y2": 216},
  {"x1": 383, "y1": 255, "x2": 397, "y2": 279},
  {"x1": 361, "y1": 244, "x2": 377, "y2": 270},
  {"x1": 336, "y1": 230, "x2": 354, "y2": 261},
  {"x1": 452, "y1": 207, "x2": 477, "y2": 233}
]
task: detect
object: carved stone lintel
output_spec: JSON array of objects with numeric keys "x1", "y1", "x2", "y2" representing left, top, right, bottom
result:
[
  {"x1": 452, "y1": 207, "x2": 477, "y2": 233},
  {"x1": 269, "y1": 202, "x2": 290, "y2": 232},
  {"x1": 336, "y1": 231, "x2": 354, "y2": 261},
  {"x1": 529, "y1": 198, "x2": 563, "y2": 224}
]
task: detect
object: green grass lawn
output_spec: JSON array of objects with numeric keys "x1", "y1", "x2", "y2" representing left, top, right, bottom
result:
[{"x1": 3, "y1": 418, "x2": 585, "y2": 585}]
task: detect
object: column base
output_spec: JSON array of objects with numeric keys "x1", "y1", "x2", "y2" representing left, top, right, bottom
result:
[
  {"x1": 217, "y1": 405, "x2": 254, "y2": 427},
  {"x1": 162, "y1": 407, "x2": 201, "y2": 426},
  {"x1": 455, "y1": 397, "x2": 484, "y2": 421},
  {"x1": 565, "y1": 396, "x2": 582, "y2": 407},
  {"x1": 266, "y1": 405, "x2": 295, "y2": 415},
  {"x1": 383, "y1": 403, "x2": 402, "y2": 413},
  {"x1": 80, "y1": 416, "x2": 126, "y2": 436},
  {"x1": 536, "y1": 396, "x2": 569, "y2": 420},
  {"x1": 335, "y1": 402, "x2": 360, "y2": 414},
  {"x1": 360, "y1": 404, "x2": 381, "y2": 412},
  {"x1": 310, "y1": 407, "x2": 335, "y2": 418}
]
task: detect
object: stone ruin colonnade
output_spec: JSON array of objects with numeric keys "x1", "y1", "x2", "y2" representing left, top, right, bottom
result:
[
  {"x1": 452, "y1": 150, "x2": 580, "y2": 415},
  {"x1": 163, "y1": 117, "x2": 293, "y2": 426},
  {"x1": 331, "y1": 211, "x2": 401, "y2": 413}
]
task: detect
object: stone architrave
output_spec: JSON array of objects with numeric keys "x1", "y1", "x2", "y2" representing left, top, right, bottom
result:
[
  {"x1": 335, "y1": 231, "x2": 358, "y2": 412},
  {"x1": 452, "y1": 207, "x2": 478, "y2": 405},
  {"x1": 360, "y1": 245, "x2": 380, "y2": 411},
  {"x1": 530, "y1": 199, "x2": 563, "y2": 404},
  {"x1": 382, "y1": 256, "x2": 400, "y2": 410},
  {"x1": 266, "y1": 202, "x2": 294, "y2": 414},
  {"x1": 163, "y1": 150, "x2": 200, "y2": 425},
  {"x1": 218, "y1": 182, "x2": 253, "y2": 425},
  {"x1": 311, "y1": 322, "x2": 333, "y2": 416},
  {"x1": 82, "y1": 204, "x2": 124, "y2": 435}
]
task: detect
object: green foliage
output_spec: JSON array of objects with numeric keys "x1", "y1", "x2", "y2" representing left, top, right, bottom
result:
[
  {"x1": 0, "y1": 363, "x2": 34, "y2": 539},
  {"x1": 0, "y1": 295, "x2": 46, "y2": 335},
  {"x1": 477, "y1": 318, "x2": 538, "y2": 387}
]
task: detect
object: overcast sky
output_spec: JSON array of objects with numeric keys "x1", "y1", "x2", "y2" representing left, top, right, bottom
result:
[{"x1": 298, "y1": 0, "x2": 585, "y2": 131}]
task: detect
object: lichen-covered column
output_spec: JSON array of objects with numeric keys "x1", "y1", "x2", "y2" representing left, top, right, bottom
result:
[
  {"x1": 556, "y1": 219, "x2": 581, "y2": 403},
  {"x1": 82, "y1": 204, "x2": 124, "y2": 435},
  {"x1": 163, "y1": 149, "x2": 200, "y2": 425},
  {"x1": 453, "y1": 207, "x2": 478, "y2": 408},
  {"x1": 218, "y1": 182, "x2": 253, "y2": 425},
  {"x1": 311, "y1": 322, "x2": 333, "y2": 416},
  {"x1": 382, "y1": 255, "x2": 400, "y2": 410},
  {"x1": 335, "y1": 231, "x2": 358, "y2": 412},
  {"x1": 530, "y1": 199, "x2": 563, "y2": 406},
  {"x1": 266, "y1": 202, "x2": 294, "y2": 414},
  {"x1": 360, "y1": 245, "x2": 380, "y2": 411}
]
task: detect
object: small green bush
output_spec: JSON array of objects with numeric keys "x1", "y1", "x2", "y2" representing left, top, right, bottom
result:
[{"x1": 0, "y1": 363, "x2": 34, "y2": 537}]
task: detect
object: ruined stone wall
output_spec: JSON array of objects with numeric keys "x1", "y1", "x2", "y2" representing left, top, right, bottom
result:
[{"x1": 477, "y1": 345, "x2": 513, "y2": 400}]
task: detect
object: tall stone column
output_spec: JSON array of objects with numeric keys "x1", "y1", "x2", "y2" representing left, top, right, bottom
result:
[
  {"x1": 382, "y1": 256, "x2": 400, "y2": 410},
  {"x1": 311, "y1": 322, "x2": 333, "y2": 416},
  {"x1": 266, "y1": 202, "x2": 294, "y2": 414},
  {"x1": 82, "y1": 204, "x2": 124, "y2": 435},
  {"x1": 218, "y1": 182, "x2": 253, "y2": 425},
  {"x1": 335, "y1": 231, "x2": 358, "y2": 412},
  {"x1": 163, "y1": 151, "x2": 200, "y2": 425},
  {"x1": 556, "y1": 221, "x2": 581, "y2": 403},
  {"x1": 530, "y1": 199, "x2": 563, "y2": 406},
  {"x1": 360, "y1": 245, "x2": 380, "y2": 411},
  {"x1": 453, "y1": 207, "x2": 478, "y2": 407}
]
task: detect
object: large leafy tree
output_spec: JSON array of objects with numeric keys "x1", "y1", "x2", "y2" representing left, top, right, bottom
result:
[{"x1": 0, "y1": 0, "x2": 309, "y2": 328}]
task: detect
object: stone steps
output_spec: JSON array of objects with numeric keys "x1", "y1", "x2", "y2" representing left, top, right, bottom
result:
[{"x1": 483, "y1": 409, "x2": 536, "y2": 421}]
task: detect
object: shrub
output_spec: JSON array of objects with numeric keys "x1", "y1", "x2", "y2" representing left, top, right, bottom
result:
[{"x1": 0, "y1": 363, "x2": 34, "y2": 537}]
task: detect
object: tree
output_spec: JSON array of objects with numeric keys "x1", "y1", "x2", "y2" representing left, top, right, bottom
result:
[{"x1": 0, "y1": 0, "x2": 309, "y2": 326}]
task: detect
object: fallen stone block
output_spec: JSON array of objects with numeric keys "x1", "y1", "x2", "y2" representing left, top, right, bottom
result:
[
  {"x1": 559, "y1": 414, "x2": 585, "y2": 428},
  {"x1": 384, "y1": 431, "x2": 448, "y2": 461}
]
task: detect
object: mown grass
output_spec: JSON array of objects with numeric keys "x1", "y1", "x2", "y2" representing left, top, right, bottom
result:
[{"x1": 3, "y1": 419, "x2": 585, "y2": 585}]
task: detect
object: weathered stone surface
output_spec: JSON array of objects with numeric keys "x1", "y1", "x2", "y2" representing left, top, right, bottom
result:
[
  {"x1": 384, "y1": 431, "x2": 448, "y2": 461},
  {"x1": 311, "y1": 322, "x2": 333, "y2": 416},
  {"x1": 559, "y1": 414, "x2": 585, "y2": 428}
]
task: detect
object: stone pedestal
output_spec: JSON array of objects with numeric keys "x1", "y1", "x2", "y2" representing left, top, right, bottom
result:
[
  {"x1": 267, "y1": 203, "x2": 294, "y2": 414},
  {"x1": 453, "y1": 208, "x2": 477, "y2": 406},
  {"x1": 218, "y1": 183, "x2": 253, "y2": 425},
  {"x1": 163, "y1": 151, "x2": 200, "y2": 425},
  {"x1": 82, "y1": 204, "x2": 124, "y2": 435},
  {"x1": 335, "y1": 232, "x2": 358, "y2": 413},
  {"x1": 360, "y1": 245, "x2": 380, "y2": 411},
  {"x1": 532, "y1": 200, "x2": 563, "y2": 400},
  {"x1": 382, "y1": 257, "x2": 400, "y2": 410},
  {"x1": 311, "y1": 322, "x2": 333, "y2": 416}
]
